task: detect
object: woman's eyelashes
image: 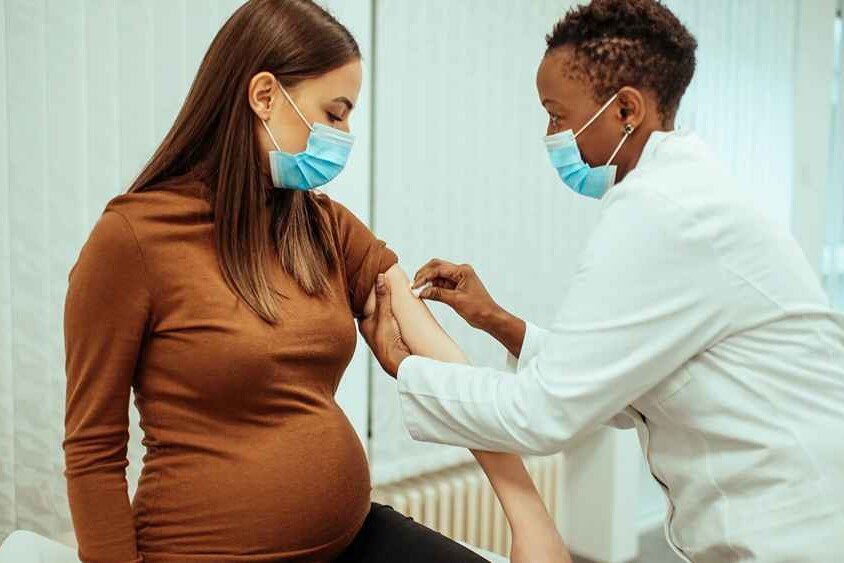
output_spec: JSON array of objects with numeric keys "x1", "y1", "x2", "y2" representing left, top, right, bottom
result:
[{"x1": 325, "y1": 105, "x2": 348, "y2": 124}]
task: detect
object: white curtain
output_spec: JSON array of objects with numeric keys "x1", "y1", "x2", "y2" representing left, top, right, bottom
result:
[{"x1": 0, "y1": 0, "x2": 378, "y2": 544}]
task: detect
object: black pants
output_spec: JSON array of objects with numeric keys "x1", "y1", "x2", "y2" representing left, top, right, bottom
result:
[{"x1": 333, "y1": 503, "x2": 491, "y2": 562}]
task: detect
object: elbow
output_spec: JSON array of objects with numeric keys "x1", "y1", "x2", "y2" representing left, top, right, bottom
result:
[
  {"x1": 518, "y1": 432, "x2": 569, "y2": 457},
  {"x1": 64, "y1": 453, "x2": 130, "y2": 480},
  {"x1": 502, "y1": 389, "x2": 576, "y2": 456},
  {"x1": 505, "y1": 409, "x2": 577, "y2": 456},
  {"x1": 63, "y1": 431, "x2": 130, "y2": 479},
  {"x1": 498, "y1": 421, "x2": 572, "y2": 456}
]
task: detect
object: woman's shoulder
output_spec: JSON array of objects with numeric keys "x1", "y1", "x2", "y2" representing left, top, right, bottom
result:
[
  {"x1": 309, "y1": 191, "x2": 369, "y2": 236},
  {"x1": 106, "y1": 179, "x2": 209, "y2": 214},
  {"x1": 103, "y1": 179, "x2": 211, "y2": 232},
  {"x1": 311, "y1": 190, "x2": 354, "y2": 219}
]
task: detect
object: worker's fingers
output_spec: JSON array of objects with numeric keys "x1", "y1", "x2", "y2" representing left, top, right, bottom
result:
[
  {"x1": 419, "y1": 285, "x2": 460, "y2": 308},
  {"x1": 432, "y1": 278, "x2": 456, "y2": 290},
  {"x1": 413, "y1": 259, "x2": 460, "y2": 288}
]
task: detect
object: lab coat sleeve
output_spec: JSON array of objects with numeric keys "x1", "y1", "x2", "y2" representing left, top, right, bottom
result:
[
  {"x1": 504, "y1": 321, "x2": 550, "y2": 372},
  {"x1": 397, "y1": 189, "x2": 730, "y2": 455}
]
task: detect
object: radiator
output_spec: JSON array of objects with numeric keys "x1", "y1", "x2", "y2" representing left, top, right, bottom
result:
[{"x1": 371, "y1": 454, "x2": 564, "y2": 557}]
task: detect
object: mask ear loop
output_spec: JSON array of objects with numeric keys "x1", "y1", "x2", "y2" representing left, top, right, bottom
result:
[
  {"x1": 606, "y1": 122, "x2": 635, "y2": 165},
  {"x1": 276, "y1": 80, "x2": 314, "y2": 132},
  {"x1": 574, "y1": 92, "x2": 620, "y2": 139},
  {"x1": 260, "y1": 78, "x2": 315, "y2": 152},
  {"x1": 261, "y1": 119, "x2": 282, "y2": 151}
]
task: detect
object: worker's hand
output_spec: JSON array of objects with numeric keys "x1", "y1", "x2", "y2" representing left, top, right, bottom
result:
[
  {"x1": 359, "y1": 273, "x2": 411, "y2": 378},
  {"x1": 412, "y1": 259, "x2": 502, "y2": 330}
]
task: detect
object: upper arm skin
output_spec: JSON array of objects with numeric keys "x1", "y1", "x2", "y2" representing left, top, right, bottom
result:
[{"x1": 363, "y1": 264, "x2": 467, "y2": 363}]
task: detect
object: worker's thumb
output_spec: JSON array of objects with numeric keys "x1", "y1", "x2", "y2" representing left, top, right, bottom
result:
[{"x1": 420, "y1": 285, "x2": 458, "y2": 308}]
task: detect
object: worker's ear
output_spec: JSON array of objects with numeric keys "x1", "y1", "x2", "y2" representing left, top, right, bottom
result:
[{"x1": 616, "y1": 87, "x2": 646, "y2": 130}]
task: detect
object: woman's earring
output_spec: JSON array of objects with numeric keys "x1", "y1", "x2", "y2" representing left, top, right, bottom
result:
[{"x1": 623, "y1": 123, "x2": 635, "y2": 135}]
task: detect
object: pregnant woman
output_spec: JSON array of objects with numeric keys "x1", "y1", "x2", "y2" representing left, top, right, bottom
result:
[{"x1": 62, "y1": 1, "x2": 567, "y2": 562}]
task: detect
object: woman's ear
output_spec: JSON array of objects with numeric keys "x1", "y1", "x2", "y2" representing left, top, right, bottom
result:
[
  {"x1": 248, "y1": 71, "x2": 279, "y2": 120},
  {"x1": 616, "y1": 87, "x2": 646, "y2": 130}
]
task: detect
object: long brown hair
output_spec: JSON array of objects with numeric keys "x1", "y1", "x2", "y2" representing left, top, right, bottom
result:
[{"x1": 128, "y1": 0, "x2": 360, "y2": 322}]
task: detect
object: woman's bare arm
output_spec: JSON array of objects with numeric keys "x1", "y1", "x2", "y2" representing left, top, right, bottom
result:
[{"x1": 363, "y1": 264, "x2": 570, "y2": 563}]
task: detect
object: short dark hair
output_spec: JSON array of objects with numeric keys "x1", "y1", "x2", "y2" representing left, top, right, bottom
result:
[{"x1": 546, "y1": 0, "x2": 697, "y2": 120}]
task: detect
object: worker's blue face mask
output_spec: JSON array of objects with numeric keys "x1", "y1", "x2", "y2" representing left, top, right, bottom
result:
[
  {"x1": 261, "y1": 81, "x2": 354, "y2": 191},
  {"x1": 544, "y1": 92, "x2": 634, "y2": 199}
]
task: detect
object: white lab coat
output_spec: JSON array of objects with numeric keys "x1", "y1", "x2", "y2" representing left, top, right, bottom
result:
[{"x1": 397, "y1": 130, "x2": 844, "y2": 562}]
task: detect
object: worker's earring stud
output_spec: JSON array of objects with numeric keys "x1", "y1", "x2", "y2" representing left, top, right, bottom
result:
[{"x1": 623, "y1": 123, "x2": 635, "y2": 135}]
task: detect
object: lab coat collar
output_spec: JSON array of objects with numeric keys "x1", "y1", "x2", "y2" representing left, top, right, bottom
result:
[
  {"x1": 601, "y1": 128, "x2": 694, "y2": 206},
  {"x1": 637, "y1": 128, "x2": 686, "y2": 166}
]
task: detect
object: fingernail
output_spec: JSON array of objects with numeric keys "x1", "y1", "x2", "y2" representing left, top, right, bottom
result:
[{"x1": 377, "y1": 274, "x2": 385, "y2": 289}]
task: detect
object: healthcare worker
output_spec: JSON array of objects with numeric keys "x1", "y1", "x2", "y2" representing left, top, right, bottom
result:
[{"x1": 359, "y1": 0, "x2": 844, "y2": 561}]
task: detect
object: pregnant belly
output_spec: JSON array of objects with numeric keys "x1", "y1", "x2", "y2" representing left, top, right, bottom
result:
[{"x1": 134, "y1": 408, "x2": 371, "y2": 560}]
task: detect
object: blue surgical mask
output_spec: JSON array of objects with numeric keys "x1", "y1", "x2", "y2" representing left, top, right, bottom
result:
[
  {"x1": 544, "y1": 92, "x2": 634, "y2": 199},
  {"x1": 261, "y1": 81, "x2": 355, "y2": 191}
]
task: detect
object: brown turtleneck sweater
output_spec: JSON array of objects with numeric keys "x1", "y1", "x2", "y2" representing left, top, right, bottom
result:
[{"x1": 63, "y1": 181, "x2": 397, "y2": 562}]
